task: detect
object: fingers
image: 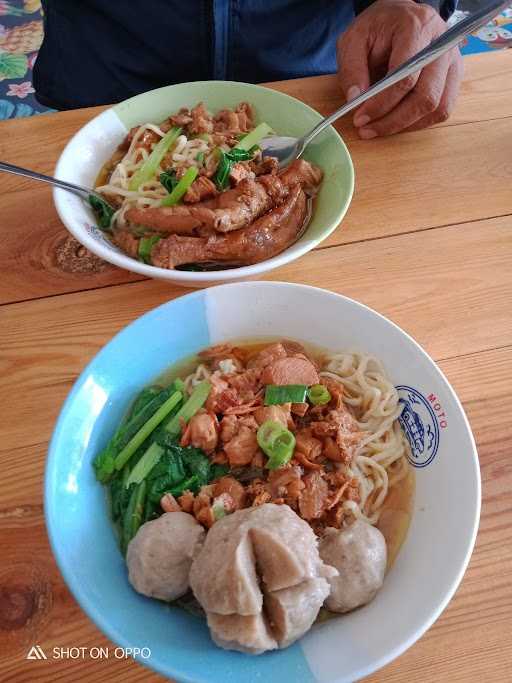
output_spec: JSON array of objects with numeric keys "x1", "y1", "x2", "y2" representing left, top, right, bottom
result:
[
  {"x1": 404, "y1": 53, "x2": 464, "y2": 132},
  {"x1": 357, "y1": 50, "x2": 453, "y2": 138},
  {"x1": 353, "y1": 29, "x2": 430, "y2": 128},
  {"x1": 336, "y1": 30, "x2": 371, "y2": 103}
]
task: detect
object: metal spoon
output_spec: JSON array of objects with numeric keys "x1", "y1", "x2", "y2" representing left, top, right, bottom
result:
[
  {"x1": 260, "y1": 0, "x2": 510, "y2": 166},
  {"x1": 0, "y1": 160, "x2": 113, "y2": 210}
]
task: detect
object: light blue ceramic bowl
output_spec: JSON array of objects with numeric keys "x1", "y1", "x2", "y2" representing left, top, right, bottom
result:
[{"x1": 45, "y1": 282, "x2": 480, "y2": 683}]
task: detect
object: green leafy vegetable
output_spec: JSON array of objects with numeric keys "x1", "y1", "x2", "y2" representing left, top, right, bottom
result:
[
  {"x1": 211, "y1": 463, "x2": 229, "y2": 480},
  {"x1": 264, "y1": 384, "x2": 308, "y2": 406},
  {"x1": 128, "y1": 386, "x2": 162, "y2": 422},
  {"x1": 182, "y1": 448, "x2": 211, "y2": 487},
  {"x1": 257, "y1": 420, "x2": 296, "y2": 470},
  {"x1": 138, "y1": 235, "x2": 161, "y2": 264},
  {"x1": 89, "y1": 194, "x2": 114, "y2": 231},
  {"x1": 114, "y1": 390, "x2": 183, "y2": 472},
  {"x1": 125, "y1": 442, "x2": 164, "y2": 487},
  {"x1": 145, "y1": 444, "x2": 215, "y2": 504},
  {"x1": 159, "y1": 170, "x2": 178, "y2": 193},
  {"x1": 308, "y1": 384, "x2": 331, "y2": 406},
  {"x1": 93, "y1": 385, "x2": 182, "y2": 483},
  {"x1": 123, "y1": 382, "x2": 210, "y2": 487},
  {"x1": 161, "y1": 166, "x2": 198, "y2": 206},
  {"x1": 122, "y1": 480, "x2": 146, "y2": 553},
  {"x1": 110, "y1": 466, "x2": 131, "y2": 521},
  {"x1": 146, "y1": 449, "x2": 187, "y2": 503},
  {"x1": 226, "y1": 146, "x2": 258, "y2": 162},
  {"x1": 234, "y1": 122, "x2": 273, "y2": 152},
  {"x1": 128, "y1": 126, "x2": 182, "y2": 191},
  {"x1": 213, "y1": 149, "x2": 231, "y2": 191},
  {"x1": 213, "y1": 146, "x2": 259, "y2": 191},
  {"x1": 195, "y1": 151, "x2": 205, "y2": 164}
]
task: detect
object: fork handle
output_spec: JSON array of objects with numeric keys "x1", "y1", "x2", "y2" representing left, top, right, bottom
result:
[
  {"x1": 299, "y1": 0, "x2": 510, "y2": 152},
  {"x1": 0, "y1": 161, "x2": 94, "y2": 201}
]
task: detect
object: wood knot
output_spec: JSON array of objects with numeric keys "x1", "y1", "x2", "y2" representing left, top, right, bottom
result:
[
  {"x1": 55, "y1": 235, "x2": 109, "y2": 274},
  {"x1": 0, "y1": 585, "x2": 37, "y2": 631},
  {"x1": 0, "y1": 565, "x2": 52, "y2": 634}
]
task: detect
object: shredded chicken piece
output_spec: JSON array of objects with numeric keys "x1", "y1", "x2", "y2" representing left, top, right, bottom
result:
[
  {"x1": 298, "y1": 471, "x2": 329, "y2": 520},
  {"x1": 185, "y1": 411, "x2": 219, "y2": 453},
  {"x1": 177, "y1": 490, "x2": 195, "y2": 513},
  {"x1": 224, "y1": 424, "x2": 259, "y2": 467},
  {"x1": 295, "y1": 428, "x2": 322, "y2": 462},
  {"x1": 160, "y1": 493, "x2": 181, "y2": 513},
  {"x1": 213, "y1": 476, "x2": 246, "y2": 510}
]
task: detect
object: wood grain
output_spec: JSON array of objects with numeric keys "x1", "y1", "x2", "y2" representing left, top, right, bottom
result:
[
  {"x1": 269, "y1": 50, "x2": 512, "y2": 133},
  {"x1": 2, "y1": 215, "x2": 511, "y2": 456},
  {"x1": 1, "y1": 341, "x2": 510, "y2": 683},
  {"x1": 1, "y1": 53, "x2": 511, "y2": 305},
  {"x1": 1, "y1": 51, "x2": 512, "y2": 683}
]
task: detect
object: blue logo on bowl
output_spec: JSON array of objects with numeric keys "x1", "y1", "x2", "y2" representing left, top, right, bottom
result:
[{"x1": 396, "y1": 386, "x2": 440, "y2": 468}]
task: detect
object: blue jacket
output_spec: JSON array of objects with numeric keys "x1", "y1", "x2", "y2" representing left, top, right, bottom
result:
[{"x1": 35, "y1": 1, "x2": 455, "y2": 109}]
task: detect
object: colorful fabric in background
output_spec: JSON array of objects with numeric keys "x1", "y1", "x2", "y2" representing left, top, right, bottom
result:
[
  {"x1": 0, "y1": 0, "x2": 51, "y2": 119},
  {"x1": 0, "y1": 1, "x2": 511, "y2": 120}
]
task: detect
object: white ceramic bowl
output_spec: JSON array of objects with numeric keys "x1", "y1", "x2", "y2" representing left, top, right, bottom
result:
[
  {"x1": 46, "y1": 282, "x2": 480, "y2": 683},
  {"x1": 54, "y1": 81, "x2": 354, "y2": 287}
]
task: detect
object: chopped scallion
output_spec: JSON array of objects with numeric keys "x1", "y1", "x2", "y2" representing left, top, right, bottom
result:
[
  {"x1": 257, "y1": 420, "x2": 296, "y2": 470},
  {"x1": 264, "y1": 384, "x2": 308, "y2": 406},
  {"x1": 308, "y1": 384, "x2": 331, "y2": 406}
]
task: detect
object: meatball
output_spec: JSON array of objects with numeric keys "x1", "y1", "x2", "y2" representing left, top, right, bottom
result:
[
  {"x1": 319, "y1": 519, "x2": 387, "y2": 613},
  {"x1": 189, "y1": 503, "x2": 336, "y2": 654},
  {"x1": 127, "y1": 511, "x2": 205, "y2": 602}
]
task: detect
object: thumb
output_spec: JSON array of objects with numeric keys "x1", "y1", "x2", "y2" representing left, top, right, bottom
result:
[{"x1": 337, "y1": 30, "x2": 371, "y2": 103}]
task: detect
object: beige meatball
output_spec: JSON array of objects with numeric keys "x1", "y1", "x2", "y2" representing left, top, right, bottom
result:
[
  {"x1": 207, "y1": 613, "x2": 277, "y2": 655},
  {"x1": 189, "y1": 504, "x2": 337, "y2": 654},
  {"x1": 319, "y1": 519, "x2": 387, "y2": 613},
  {"x1": 264, "y1": 577, "x2": 330, "y2": 649},
  {"x1": 127, "y1": 511, "x2": 205, "y2": 602}
]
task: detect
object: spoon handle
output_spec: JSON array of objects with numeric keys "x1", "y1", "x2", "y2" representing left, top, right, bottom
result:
[
  {"x1": 0, "y1": 161, "x2": 95, "y2": 201},
  {"x1": 300, "y1": 0, "x2": 510, "y2": 151}
]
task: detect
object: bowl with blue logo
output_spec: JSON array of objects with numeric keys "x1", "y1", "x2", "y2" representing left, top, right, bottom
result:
[
  {"x1": 45, "y1": 282, "x2": 480, "y2": 683},
  {"x1": 53, "y1": 80, "x2": 354, "y2": 287}
]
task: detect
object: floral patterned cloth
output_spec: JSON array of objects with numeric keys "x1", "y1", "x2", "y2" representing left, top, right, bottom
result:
[
  {"x1": 0, "y1": 0, "x2": 511, "y2": 120},
  {"x1": 0, "y1": 0, "x2": 53, "y2": 118}
]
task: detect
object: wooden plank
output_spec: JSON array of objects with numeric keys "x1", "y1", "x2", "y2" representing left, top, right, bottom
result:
[
  {"x1": 365, "y1": 346, "x2": 512, "y2": 683},
  {"x1": 2, "y1": 114, "x2": 511, "y2": 306},
  {"x1": 0, "y1": 184, "x2": 144, "y2": 303},
  {"x1": 321, "y1": 115, "x2": 512, "y2": 248},
  {"x1": 2, "y1": 215, "x2": 511, "y2": 453},
  {"x1": 269, "y1": 51, "x2": 512, "y2": 135},
  {"x1": 1, "y1": 54, "x2": 511, "y2": 305},
  {"x1": 1, "y1": 51, "x2": 510, "y2": 196},
  {"x1": 0, "y1": 343, "x2": 510, "y2": 683}
]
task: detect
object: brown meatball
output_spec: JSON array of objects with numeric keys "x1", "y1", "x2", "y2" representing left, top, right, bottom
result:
[
  {"x1": 319, "y1": 520, "x2": 387, "y2": 613},
  {"x1": 127, "y1": 512, "x2": 205, "y2": 602},
  {"x1": 189, "y1": 504, "x2": 337, "y2": 653}
]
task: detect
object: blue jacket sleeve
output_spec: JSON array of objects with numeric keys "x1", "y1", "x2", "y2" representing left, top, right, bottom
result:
[{"x1": 354, "y1": 0, "x2": 457, "y2": 21}]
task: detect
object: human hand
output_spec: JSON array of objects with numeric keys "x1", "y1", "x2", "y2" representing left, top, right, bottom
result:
[{"x1": 337, "y1": 0, "x2": 463, "y2": 138}]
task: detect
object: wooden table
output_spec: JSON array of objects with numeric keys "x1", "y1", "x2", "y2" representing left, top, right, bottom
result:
[{"x1": 1, "y1": 50, "x2": 511, "y2": 683}]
